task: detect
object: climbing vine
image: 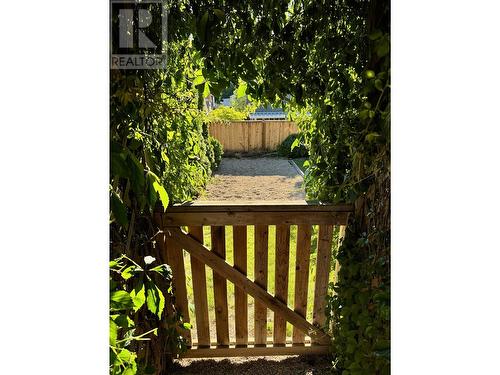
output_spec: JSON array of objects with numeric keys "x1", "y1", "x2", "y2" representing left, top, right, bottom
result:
[{"x1": 110, "y1": 9, "x2": 223, "y2": 372}]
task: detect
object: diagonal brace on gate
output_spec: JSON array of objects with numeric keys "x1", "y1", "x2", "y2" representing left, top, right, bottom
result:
[{"x1": 165, "y1": 226, "x2": 331, "y2": 346}]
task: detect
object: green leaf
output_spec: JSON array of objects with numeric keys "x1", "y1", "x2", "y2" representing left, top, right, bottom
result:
[
  {"x1": 121, "y1": 265, "x2": 135, "y2": 280},
  {"x1": 130, "y1": 282, "x2": 146, "y2": 312},
  {"x1": 203, "y1": 81, "x2": 210, "y2": 98},
  {"x1": 374, "y1": 79, "x2": 384, "y2": 91},
  {"x1": 110, "y1": 290, "x2": 134, "y2": 310},
  {"x1": 110, "y1": 318, "x2": 118, "y2": 346},
  {"x1": 146, "y1": 282, "x2": 165, "y2": 319},
  {"x1": 365, "y1": 132, "x2": 381, "y2": 142},
  {"x1": 151, "y1": 264, "x2": 172, "y2": 279},
  {"x1": 236, "y1": 82, "x2": 247, "y2": 98},
  {"x1": 123, "y1": 368, "x2": 136, "y2": 375},
  {"x1": 376, "y1": 37, "x2": 390, "y2": 58},
  {"x1": 126, "y1": 152, "x2": 145, "y2": 195},
  {"x1": 183, "y1": 322, "x2": 192, "y2": 330},
  {"x1": 364, "y1": 70, "x2": 375, "y2": 79},
  {"x1": 161, "y1": 150, "x2": 169, "y2": 164},
  {"x1": 153, "y1": 181, "x2": 169, "y2": 211},
  {"x1": 290, "y1": 137, "x2": 300, "y2": 151},
  {"x1": 113, "y1": 314, "x2": 135, "y2": 329},
  {"x1": 111, "y1": 152, "x2": 130, "y2": 179},
  {"x1": 117, "y1": 349, "x2": 137, "y2": 371},
  {"x1": 146, "y1": 171, "x2": 158, "y2": 209},
  {"x1": 213, "y1": 9, "x2": 224, "y2": 20},
  {"x1": 193, "y1": 75, "x2": 205, "y2": 86},
  {"x1": 110, "y1": 190, "x2": 128, "y2": 227}
]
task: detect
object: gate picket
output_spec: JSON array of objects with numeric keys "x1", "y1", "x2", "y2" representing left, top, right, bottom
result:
[
  {"x1": 211, "y1": 225, "x2": 230, "y2": 346},
  {"x1": 233, "y1": 225, "x2": 248, "y2": 346},
  {"x1": 188, "y1": 226, "x2": 210, "y2": 347},
  {"x1": 254, "y1": 224, "x2": 269, "y2": 346},
  {"x1": 273, "y1": 224, "x2": 290, "y2": 345},
  {"x1": 164, "y1": 229, "x2": 192, "y2": 345},
  {"x1": 312, "y1": 224, "x2": 334, "y2": 343},
  {"x1": 292, "y1": 224, "x2": 312, "y2": 344}
]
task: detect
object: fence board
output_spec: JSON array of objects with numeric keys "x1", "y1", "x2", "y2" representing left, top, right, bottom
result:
[
  {"x1": 211, "y1": 226, "x2": 230, "y2": 346},
  {"x1": 292, "y1": 224, "x2": 312, "y2": 344},
  {"x1": 188, "y1": 226, "x2": 210, "y2": 347},
  {"x1": 209, "y1": 121, "x2": 298, "y2": 152},
  {"x1": 273, "y1": 224, "x2": 291, "y2": 345},
  {"x1": 233, "y1": 225, "x2": 248, "y2": 346},
  {"x1": 254, "y1": 225, "x2": 269, "y2": 346},
  {"x1": 164, "y1": 229, "x2": 192, "y2": 345},
  {"x1": 312, "y1": 225, "x2": 334, "y2": 343}
]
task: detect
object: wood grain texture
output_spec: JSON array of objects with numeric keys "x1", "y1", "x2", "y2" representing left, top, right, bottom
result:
[
  {"x1": 211, "y1": 226, "x2": 230, "y2": 346},
  {"x1": 208, "y1": 121, "x2": 298, "y2": 152},
  {"x1": 167, "y1": 227, "x2": 331, "y2": 345},
  {"x1": 273, "y1": 224, "x2": 291, "y2": 345},
  {"x1": 254, "y1": 225, "x2": 269, "y2": 346},
  {"x1": 164, "y1": 228, "x2": 192, "y2": 345},
  {"x1": 188, "y1": 226, "x2": 210, "y2": 347},
  {"x1": 169, "y1": 201, "x2": 353, "y2": 211},
  {"x1": 163, "y1": 211, "x2": 349, "y2": 226},
  {"x1": 292, "y1": 225, "x2": 312, "y2": 344},
  {"x1": 233, "y1": 225, "x2": 248, "y2": 346},
  {"x1": 182, "y1": 343, "x2": 329, "y2": 358},
  {"x1": 312, "y1": 225, "x2": 334, "y2": 343}
]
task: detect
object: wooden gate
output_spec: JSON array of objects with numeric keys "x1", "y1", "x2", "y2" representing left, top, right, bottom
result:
[{"x1": 155, "y1": 201, "x2": 352, "y2": 358}]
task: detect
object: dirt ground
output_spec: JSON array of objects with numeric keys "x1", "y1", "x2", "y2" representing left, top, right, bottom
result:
[
  {"x1": 200, "y1": 157, "x2": 305, "y2": 201},
  {"x1": 172, "y1": 355, "x2": 333, "y2": 374}
]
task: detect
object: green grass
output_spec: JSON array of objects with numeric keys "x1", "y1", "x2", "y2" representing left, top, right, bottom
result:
[
  {"x1": 182, "y1": 224, "x2": 338, "y2": 342},
  {"x1": 292, "y1": 158, "x2": 308, "y2": 173}
]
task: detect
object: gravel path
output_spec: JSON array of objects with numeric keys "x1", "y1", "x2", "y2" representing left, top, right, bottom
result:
[
  {"x1": 172, "y1": 355, "x2": 332, "y2": 374},
  {"x1": 200, "y1": 157, "x2": 305, "y2": 201}
]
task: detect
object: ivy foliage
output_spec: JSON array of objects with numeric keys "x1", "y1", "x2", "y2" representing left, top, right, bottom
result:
[
  {"x1": 110, "y1": 12, "x2": 224, "y2": 373},
  {"x1": 110, "y1": 255, "x2": 190, "y2": 375}
]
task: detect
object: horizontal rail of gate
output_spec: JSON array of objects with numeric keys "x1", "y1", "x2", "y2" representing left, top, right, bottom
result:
[{"x1": 155, "y1": 200, "x2": 352, "y2": 358}]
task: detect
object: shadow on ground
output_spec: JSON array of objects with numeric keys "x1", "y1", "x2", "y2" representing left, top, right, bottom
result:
[{"x1": 171, "y1": 355, "x2": 333, "y2": 375}]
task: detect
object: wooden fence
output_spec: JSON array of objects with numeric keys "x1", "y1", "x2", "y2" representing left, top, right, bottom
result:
[
  {"x1": 155, "y1": 201, "x2": 352, "y2": 358},
  {"x1": 209, "y1": 121, "x2": 298, "y2": 152}
]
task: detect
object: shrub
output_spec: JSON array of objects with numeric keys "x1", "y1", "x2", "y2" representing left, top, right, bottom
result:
[
  {"x1": 209, "y1": 136, "x2": 223, "y2": 170},
  {"x1": 277, "y1": 133, "x2": 308, "y2": 158},
  {"x1": 206, "y1": 106, "x2": 247, "y2": 121}
]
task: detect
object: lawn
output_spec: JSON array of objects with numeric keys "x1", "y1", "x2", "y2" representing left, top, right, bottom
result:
[{"x1": 182, "y1": 224, "x2": 339, "y2": 343}]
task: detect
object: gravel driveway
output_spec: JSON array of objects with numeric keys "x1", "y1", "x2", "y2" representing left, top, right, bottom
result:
[{"x1": 200, "y1": 157, "x2": 305, "y2": 201}]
